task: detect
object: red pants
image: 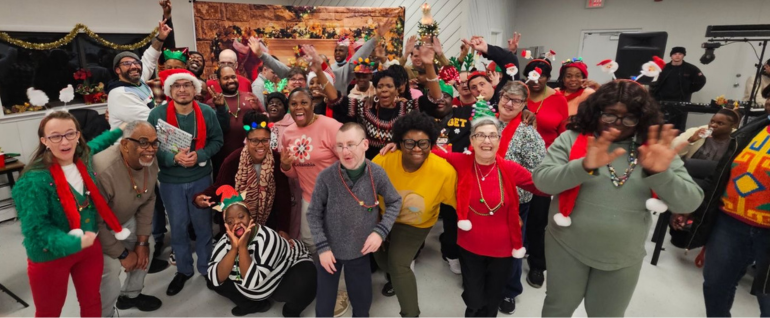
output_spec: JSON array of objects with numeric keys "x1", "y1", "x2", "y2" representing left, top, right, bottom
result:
[{"x1": 27, "y1": 240, "x2": 103, "y2": 317}]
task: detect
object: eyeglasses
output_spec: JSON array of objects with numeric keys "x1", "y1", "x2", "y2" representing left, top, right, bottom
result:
[
  {"x1": 600, "y1": 112, "x2": 639, "y2": 127},
  {"x1": 500, "y1": 95, "x2": 526, "y2": 105},
  {"x1": 120, "y1": 61, "x2": 141, "y2": 67},
  {"x1": 247, "y1": 138, "x2": 271, "y2": 146},
  {"x1": 125, "y1": 137, "x2": 161, "y2": 149},
  {"x1": 171, "y1": 82, "x2": 195, "y2": 90},
  {"x1": 46, "y1": 131, "x2": 79, "y2": 143},
  {"x1": 472, "y1": 133, "x2": 500, "y2": 141},
  {"x1": 219, "y1": 61, "x2": 236, "y2": 67},
  {"x1": 402, "y1": 139, "x2": 431, "y2": 150},
  {"x1": 335, "y1": 139, "x2": 365, "y2": 152},
  {"x1": 289, "y1": 77, "x2": 306, "y2": 83}
]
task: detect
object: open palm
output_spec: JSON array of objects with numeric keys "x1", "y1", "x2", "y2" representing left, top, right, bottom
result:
[
  {"x1": 582, "y1": 128, "x2": 627, "y2": 171},
  {"x1": 638, "y1": 125, "x2": 687, "y2": 174}
]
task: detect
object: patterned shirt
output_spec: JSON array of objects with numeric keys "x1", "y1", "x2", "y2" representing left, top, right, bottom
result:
[{"x1": 502, "y1": 121, "x2": 547, "y2": 203}]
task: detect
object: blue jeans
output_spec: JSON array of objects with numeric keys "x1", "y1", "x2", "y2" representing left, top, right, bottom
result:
[
  {"x1": 503, "y1": 202, "x2": 530, "y2": 299},
  {"x1": 159, "y1": 176, "x2": 212, "y2": 276},
  {"x1": 704, "y1": 212, "x2": 770, "y2": 317},
  {"x1": 152, "y1": 184, "x2": 167, "y2": 244},
  {"x1": 315, "y1": 255, "x2": 372, "y2": 317}
]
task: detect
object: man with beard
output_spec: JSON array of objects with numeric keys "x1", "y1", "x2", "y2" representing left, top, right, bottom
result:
[
  {"x1": 187, "y1": 51, "x2": 205, "y2": 79},
  {"x1": 107, "y1": 20, "x2": 172, "y2": 128},
  {"x1": 95, "y1": 121, "x2": 163, "y2": 316},
  {"x1": 206, "y1": 65, "x2": 263, "y2": 177},
  {"x1": 206, "y1": 49, "x2": 253, "y2": 95},
  {"x1": 744, "y1": 59, "x2": 770, "y2": 106}
]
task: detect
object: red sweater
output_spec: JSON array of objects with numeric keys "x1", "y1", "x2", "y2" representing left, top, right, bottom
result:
[
  {"x1": 433, "y1": 151, "x2": 543, "y2": 257},
  {"x1": 528, "y1": 91, "x2": 569, "y2": 148}
]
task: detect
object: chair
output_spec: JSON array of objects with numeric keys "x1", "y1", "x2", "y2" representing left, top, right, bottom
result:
[
  {"x1": 650, "y1": 159, "x2": 718, "y2": 265},
  {"x1": 69, "y1": 108, "x2": 110, "y2": 142}
]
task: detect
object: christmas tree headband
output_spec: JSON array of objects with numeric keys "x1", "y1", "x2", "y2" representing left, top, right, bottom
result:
[
  {"x1": 470, "y1": 96, "x2": 497, "y2": 121},
  {"x1": 212, "y1": 185, "x2": 248, "y2": 213},
  {"x1": 263, "y1": 78, "x2": 288, "y2": 96}
]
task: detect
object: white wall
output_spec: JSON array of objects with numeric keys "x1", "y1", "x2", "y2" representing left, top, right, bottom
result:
[{"x1": 513, "y1": 0, "x2": 770, "y2": 103}]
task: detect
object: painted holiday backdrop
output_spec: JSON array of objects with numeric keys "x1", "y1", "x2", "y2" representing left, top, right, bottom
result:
[{"x1": 193, "y1": 2, "x2": 405, "y2": 78}]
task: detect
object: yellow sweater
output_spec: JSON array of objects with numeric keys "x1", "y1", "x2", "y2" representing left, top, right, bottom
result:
[{"x1": 373, "y1": 151, "x2": 457, "y2": 228}]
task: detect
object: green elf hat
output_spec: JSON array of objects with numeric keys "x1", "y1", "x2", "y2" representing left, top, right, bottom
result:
[
  {"x1": 162, "y1": 48, "x2": 189, "y2": 64},
  {"x1": 470, "y1": 96, "x2": 497, "y2": 120},
  {"x1": 439, "y1": 80, "x2": 454, "y2": 97},
  {"x1": 212, "y1": 184, "x2": 248, "y2": 213}
]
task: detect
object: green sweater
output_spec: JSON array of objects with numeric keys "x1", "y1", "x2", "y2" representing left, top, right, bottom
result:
[
  {"x1": 147, "y1": 102, "x2": 224, "y2": 184},
  {"x1": 532, "y1": 131, "x2": 704, "y2": 270},
  {"x1": 12, "y1": 128, "x2": 124, "y2": 263}
]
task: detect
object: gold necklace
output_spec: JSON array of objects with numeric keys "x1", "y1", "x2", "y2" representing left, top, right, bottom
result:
[
  {"x1": 224, "y1": 92, "x2": 241, "y2": 118},
  {"x1": 472, "y1": 161, "x2": 504, "y2": 215}
]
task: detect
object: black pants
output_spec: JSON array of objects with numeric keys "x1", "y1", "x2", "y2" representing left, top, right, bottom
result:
[
  {"x1": 212, "y1": 261, "x2": 317, "y2": 317},
  {"x1": 526, "y1": 195, "x2": 551, "y2": 271},
  {"x1": 459, "y1": 247, "x2": 514, "y2": 317},
  {"x1": 440, "y1": 204, "x2": 459, "y2": 260},
  {"x1": 316, "y1": 255, "x2": 372, "y2": 317}
]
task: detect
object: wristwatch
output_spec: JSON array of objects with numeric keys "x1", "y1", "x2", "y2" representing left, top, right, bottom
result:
[
  {"x1": 118, "y1": 248, "x2": 129, "y2": 260},
  {"x1": 136, "y1": 241, "x2": 150, "y2": 247}
]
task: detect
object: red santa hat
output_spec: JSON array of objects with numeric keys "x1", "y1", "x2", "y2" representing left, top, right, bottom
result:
[{"x1": 160, "y1": 69, "x2": 202, "y2": 97}]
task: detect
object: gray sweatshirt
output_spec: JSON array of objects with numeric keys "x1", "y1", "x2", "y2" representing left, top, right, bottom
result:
[{"x1": 307, "y1": 160, "x2": 401, "y2": 260}]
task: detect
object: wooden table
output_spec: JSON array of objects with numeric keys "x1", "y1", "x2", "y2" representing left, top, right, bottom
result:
[{"x1": 0, "y1": 161, "x2": 24, "y2": 188}]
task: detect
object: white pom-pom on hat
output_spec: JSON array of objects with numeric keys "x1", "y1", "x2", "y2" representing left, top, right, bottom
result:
[
  {"x1": 646, "y1": 198, "x2": 668, "y2": 214},
  {"x1": 553, "y1": 213, "x2": 572, "y2": 227},
  {"x1": 512, "y1": 247, "x2": 527, "y2": 259},
  {"x1": 458, "y1": 220, "x2": 472, "y2": 231},
  {"x1": 68, "y1": 228, "x2": 85, "y2": 237},
  {"x1": 114, "y1": 228, "x2": 131, "y2": 240}
]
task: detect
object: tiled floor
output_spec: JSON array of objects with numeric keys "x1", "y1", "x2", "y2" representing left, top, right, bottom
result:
[{"x1": 0, "y1": 216, "x2": 761, "y2": 317}]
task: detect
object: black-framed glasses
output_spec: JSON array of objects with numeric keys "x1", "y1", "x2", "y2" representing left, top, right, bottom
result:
[
  {"x1": 500, "y1": 95, "x2": 526, "y2": 105},
  {"x1": 402, "y1": 139, "x2": 431, "y2": 150},
  {"x1": 125, "y1": 137, "x2": 161, "y2": 149},
  {"x1": 46, "y1": 131, "x2": 79, "y2": 143},
  {"x1": 247, "y1": 138, "x2": 271, "y2": 146},
  {"x1": 472, "y1": 133, "x2": 501, "y2": 141},
  {"x1": 335, "y1": 139, "x2": 365, "y2": 152},
  {"x1": 171, "y1": 82, "x2": 195, "y2": 90},
  {"x1": 600, "y1": 112, "x2": 639, "y2": 127},
  {"x1": 120, "y1": 61, "x2": 142, "y2": 67}
]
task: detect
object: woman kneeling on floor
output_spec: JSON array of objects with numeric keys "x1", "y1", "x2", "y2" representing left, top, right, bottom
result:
[{"x1": 207, "y1": 185, "x2": 316, "y2": 317}]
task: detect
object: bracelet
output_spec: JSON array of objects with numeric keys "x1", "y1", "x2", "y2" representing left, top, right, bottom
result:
[
  {"x1": 426, "y1": 77, "x2": 439, "y2": 82},
  {"x1": 426, "y1": 92, "x2": 443, "y2": 104},
  {"x1": 136, "y1": 241, "x2": 150, "y2": 247},
  {"x1": 321, "y1": 82, "x2": 329, "y2": 90},
  {"x1": 155, "y1": 36, "x2": 166, "y2": 42}
]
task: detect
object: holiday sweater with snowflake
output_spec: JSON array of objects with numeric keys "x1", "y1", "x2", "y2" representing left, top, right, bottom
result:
[{"x1": 12, "y1": 128, "x2": 123, "y2": 263}]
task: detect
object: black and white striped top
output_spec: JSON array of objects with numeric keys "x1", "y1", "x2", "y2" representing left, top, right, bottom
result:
[{"x1": 207, "y1": 225, "x2": 311, "y2": 300}]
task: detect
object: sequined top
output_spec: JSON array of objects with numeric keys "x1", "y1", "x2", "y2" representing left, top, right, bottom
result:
[{"x1": 501, "y1": 121, "x2": 547, "y2": 203}]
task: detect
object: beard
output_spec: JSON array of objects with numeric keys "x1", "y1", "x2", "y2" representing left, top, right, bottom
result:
[{"x1": 139, "y1": 157, "x2": 155, "y2": 167}]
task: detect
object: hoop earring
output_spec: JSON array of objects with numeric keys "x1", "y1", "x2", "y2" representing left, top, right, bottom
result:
[{"x1": 373, "y1": 96, "x2": 379, "y2": 103}]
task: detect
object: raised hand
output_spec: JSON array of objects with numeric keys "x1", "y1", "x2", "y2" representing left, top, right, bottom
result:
[
  {"x1": 432, "y1": 36, "x2": 444, "y2": 56},
  {"x1": 159, "y1": 0, "x2": 172, "y2": 19},
  {"x1": 224, "y1": 223, "x2": 239, "y2": 249},
  {"x1": 638, "y1": 125, "x2": 687, "y2": 174},
  {"x1": 419, "y1": 45, "x2": 436, "y2": 65},
  {"x1": 248, "y1": 37, "x2": 263, "y2": 57},
  {"x1": 582, "y1": 128, "x2": 628, "y2": 171},
  {"x1": 462, "y1": 37, "x2": 488, "y2": 54},
  {"x1": 195, "y1": 194, "x2": 214, "y2": 208},
  {"x1": 361, "y1": 232, "x2": 383, "y2": 255},
  {"x1": 405, "y1": 35, "x2": 417, "y2": 55},
  {"x1": 81, "y1": 231, "x2": 97, "y2": 249},
  {"x1": 488, "y1": 70, "x2": 501, "y2": 87},
  {"x1": 232, "y1": 40, "x2": 249, "y2": 55},
  {"x1": 280, "y1": 150, "x2": 295, "y2": 171},
  {"x1": 376, "y1": 19, "x2": 394, "y2": 38},
  {"x1": 158, "y1": 19, "x2": 172, "y2": 41},
  {"x1": 207, "y1": 86, "x2": 225, "y2": 107},
  {"x1": 301, "y1": 44, "x2": 323, "y2": 72},
  {"x1": 507, "y1": 32, "x2": 521, "y2": 52},
  {"x1": 688, "y1": 127, "x2": 708, "y2": 143},
  {"x1": 237, "y1": 219, "x2": 256, "y2": 248}
]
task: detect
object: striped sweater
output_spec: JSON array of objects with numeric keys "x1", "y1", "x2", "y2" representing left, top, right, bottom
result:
[{"x1": 207, "y1": 225, "x2": 311, "y2": 300}]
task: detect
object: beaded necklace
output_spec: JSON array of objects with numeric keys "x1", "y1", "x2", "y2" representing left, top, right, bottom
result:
[
  {"x1": 122, "y1": 156, "x2": 149, "y2": 198},
  {"x1": 224, "y1": 92, "x2": 241, "y2": 119},
  {"x1": 607, "y1": 143, "x2": 638, "y2": 187},
  {"x1": 337, "y1": 163, "x2": 379, "y2": 212},
  {"x1": 470, "y1": 161, "x2": 504, "y2": 216}
]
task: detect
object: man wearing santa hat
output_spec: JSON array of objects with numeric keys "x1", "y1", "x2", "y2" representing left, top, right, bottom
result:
[{"x1": 651, "y1": 46, "x2": 707, "y2": 102}]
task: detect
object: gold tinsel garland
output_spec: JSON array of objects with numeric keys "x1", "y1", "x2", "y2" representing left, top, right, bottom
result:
[{"x1": 0, "y1": 23, "x2": 159, "y2": 51}]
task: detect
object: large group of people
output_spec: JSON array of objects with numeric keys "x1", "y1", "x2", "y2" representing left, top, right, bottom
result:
[{"x1": 9, "y1": 1, "x2": 770, "y2": 318}]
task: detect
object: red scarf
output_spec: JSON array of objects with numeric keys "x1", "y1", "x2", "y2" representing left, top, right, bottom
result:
[
  {"x1": 50, "y1": 160, "x2": 127, "y2": 238},
  {"x1": 497, "y1": 113, "x2": 523, "y2": 157},
  {"x1": 166, "y1": 100, "x2": 207, "y2": 150},
  {"x1": 558, "y1": 134, "x2": 659, "y2": 219},
  {"x1": 563, "y1": 88, "x2": 585, "y2": 103}
]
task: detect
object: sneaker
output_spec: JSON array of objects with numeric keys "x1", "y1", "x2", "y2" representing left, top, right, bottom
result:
[
  {"x1": 231, "y1": 301, "x2": 271, "y2": 316},
  {"x1": 446, "y1": 258, "x2": 461, "y2": 275},
  {"x1": 381, "y1": 282, "x2": 395, "y2": 297},
  {"x1": 527, "y1": 269, "x2": 544, "y2": 289},
  {"x1": 334, "y1": 291, "x2": 350, "y2": 317},
  {"x1": 499, "y1": 297, "x2": 515, "y2": 315},
  {"x1": 166, "y1": 273, "x2": 192, "y2": 296},
  {"x1": 116, "y1": 294, "x2": 162, "y2": 312},
  {"x1": 169, "y1": 251, "x2": 176, "y2": 266}
]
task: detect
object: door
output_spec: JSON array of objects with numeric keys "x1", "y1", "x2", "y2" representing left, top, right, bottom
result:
[{"x1": 579, "y1": 30, "x2": 640, "y2": 84}]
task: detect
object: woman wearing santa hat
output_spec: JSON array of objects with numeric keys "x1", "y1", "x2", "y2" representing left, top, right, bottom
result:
[
  {"x1": 532, "y1": 80, "x2": 703, "y2": 316},
  {"x1": 555, "y1": 58, "x2": 600, "y2": 116},
  {"x1": 12, "y1": 111, "x2": 130, "y2": 317}
]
